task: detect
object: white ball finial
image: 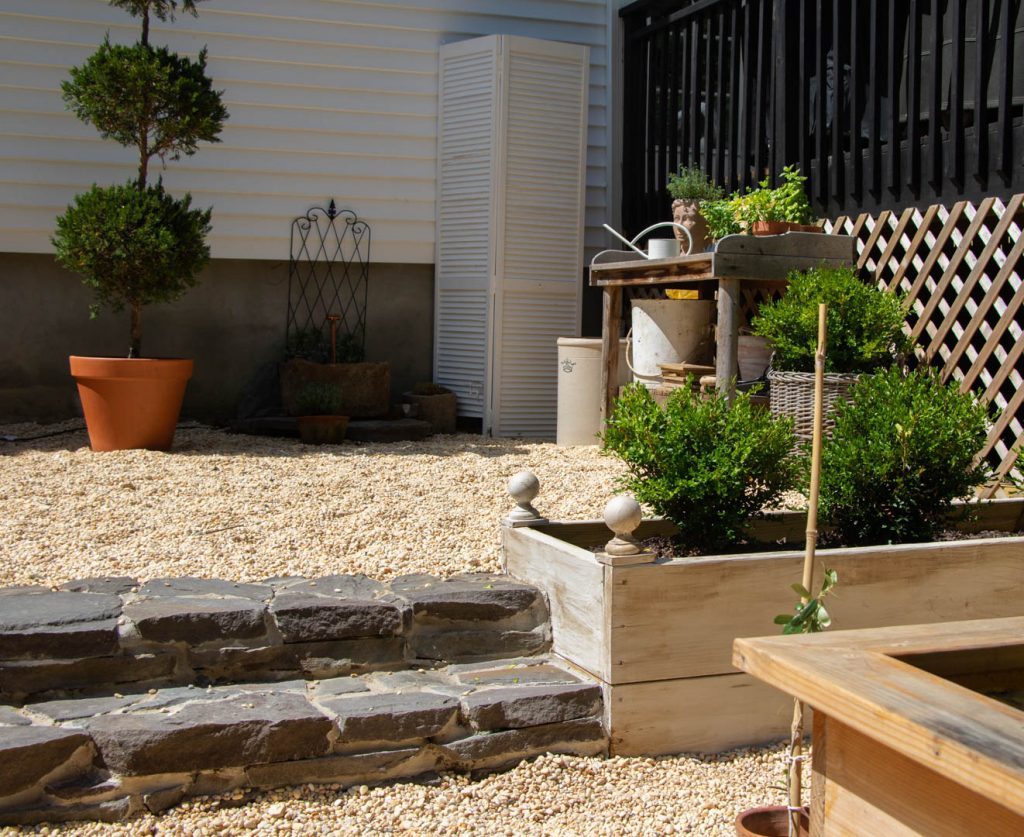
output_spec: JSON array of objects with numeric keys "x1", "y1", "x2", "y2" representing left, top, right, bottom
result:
[
  {"x1": 603, "y1": 495, "x2": 642, "y2": 537},
  {"x1": 503, "y1": 471, "x2": 546, "y2": 526}
]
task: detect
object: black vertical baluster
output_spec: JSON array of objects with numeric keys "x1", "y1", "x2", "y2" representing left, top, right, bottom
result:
[
  {"x1": 716, "y1": 8, "x2": 727, "y2": 184},
  {"x1": 755, "y1": 0, "x2": 767, "y2": 180},
  {"x1": 816, "y1": 0, "x2": 827, "y2": 205},
  {"x1": 997, "y1": 0, "x2": 1015, "y2": 179},
  {"x1": 657, "y1": 22, "x2": 669, "y2": 205},
  {"x1": 930, "y1": 0, "x2": 943, "y2": 189},
  {"x1": 907, "y1": 0, "x2": 920, "y2": 194},
  {"x1": 684, "y1": 22, "x2": 692, "y2": 168},
  {"x1": 773, "y1": 0, "x2": 789, "y2": 179},
  {"x1": 729, "y1": 2, "x2": 740, "y2": 192},
  {"x1": 888, "y1": 0, "x2": 901, "y2": 195},
  {"x1": 705, "y1": 14, "x2": 715, "y2": 178},
  {"x1": 668, "y1": 24, "x2": 680, "y2": 178},
  {"x1": 951, "y1": 0, "x2": 965, "y2": 188},
  {"x1": 690, "y1": 18, "x2": 701, "y2": 172},
  {"x1": 799, "y1": 0, "x2": 809, "y2": 183},
  {"x1": 646, "y1": 32, "x2": 658, "y2": 225},
  {"x1": 868, "y1": 1, "x2": 881, "y2": 195},
  {"x1": 741, "y1": 0, "x2": 753, "y2": 189},
  {"x1": 975, "y1": 0, "x2": 990, "y2": 185},
  {"x1": 831, "y1": 0, "x2": 844, "y2": 209},
  {"x1": 851, "y1": 1, "x2": 862, "y2": 204}
]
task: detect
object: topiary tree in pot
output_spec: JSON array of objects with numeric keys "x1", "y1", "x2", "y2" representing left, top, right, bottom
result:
[{"x1": 53, "y1": 0, "x2": 228, "y2": 451}]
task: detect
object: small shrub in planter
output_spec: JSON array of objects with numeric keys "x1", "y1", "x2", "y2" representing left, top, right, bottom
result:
[
  {"x1": 294, "y1": 382, "x2": 344, "y2": 416},
  {"x1": 294, "y1": 382, "x2": 348, "y2": 445},
  {"x1": 752, "y1": 266, "x2": 909, "y2": 374},
  {"x1": 602, "y1": 382, "x2": 798, "y2": 553},
  {"x1": 818, "y1": 366, "x2": 991, "y2": 545},
  {"x1": 699, "y1": 166, "x2": 817, "y2": 241},
  {"x1": 667, "y1": 166, "x2": 723, "y2": 254}
]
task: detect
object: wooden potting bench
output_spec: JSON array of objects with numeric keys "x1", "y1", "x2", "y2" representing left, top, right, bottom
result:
[{"x1": 589, "y1": 232, "x2": 855, "y2": 419}]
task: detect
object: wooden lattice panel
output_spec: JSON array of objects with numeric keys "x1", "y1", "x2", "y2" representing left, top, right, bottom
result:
[{"x1": 827, "y1": 196, "x2": 1024, "y2": 495}]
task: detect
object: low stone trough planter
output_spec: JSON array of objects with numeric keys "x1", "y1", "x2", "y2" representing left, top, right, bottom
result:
[{"x1": 501, "y1": 478, "x2": 1024, "y2": 757}]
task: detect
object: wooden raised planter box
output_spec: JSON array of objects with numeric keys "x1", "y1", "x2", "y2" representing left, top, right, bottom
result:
[
  {"x1": 502, "y1": 498, "x2": 1024, "y2": 756},
  {"x1": 734, "y1": 617, "x2": 1024, "y2": 834}
]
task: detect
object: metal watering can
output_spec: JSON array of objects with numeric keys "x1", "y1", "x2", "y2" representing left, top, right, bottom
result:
[{"x1": 592, "y1": 221, "x2": 694, "y2": 265}]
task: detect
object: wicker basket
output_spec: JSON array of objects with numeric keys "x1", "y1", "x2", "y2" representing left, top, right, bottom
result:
[{"x1": 767, "y1": 369, "x2": 860, "y2": 442}]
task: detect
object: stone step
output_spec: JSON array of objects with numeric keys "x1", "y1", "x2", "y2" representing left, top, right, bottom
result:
[
  {"x1": 0, "y1": 573, "x2": 550, "y2": 701},
  {"x1": 0, "y1": 656, "x2": 607, "y2": 825}
]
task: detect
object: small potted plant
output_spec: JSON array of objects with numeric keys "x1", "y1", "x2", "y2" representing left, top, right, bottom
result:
[
  {"x1": 53, "y1": 0, "x2": 228, "y2": 451},
  {"x1": 402, "y1": 382, "x2": 457, "y2": 435},
  {"x1": 750, "y1": 265, "x2": 909, "y2": 441},
  {"x1": 699, "y1": 166, "x2": 820, "y2": 243},
  {"x1": 294, "y1": 382, "x2": 348, "y2": 445},
  {"x1": 666, "y1": 165, "x2": 724, "y2": 253}
]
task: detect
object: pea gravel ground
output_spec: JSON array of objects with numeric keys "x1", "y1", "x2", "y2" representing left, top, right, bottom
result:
[{"x1": 0, "y1": 423, "x2": 795, "y2": 835}]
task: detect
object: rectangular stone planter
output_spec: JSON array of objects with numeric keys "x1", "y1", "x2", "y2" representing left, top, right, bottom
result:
[{"x1": 502, "y1": 498, "x2": 1024, "y2": 756}]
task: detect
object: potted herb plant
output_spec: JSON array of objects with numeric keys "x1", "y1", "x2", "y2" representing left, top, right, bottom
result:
[
  {"x1": 294, "y1": 382, "x2": 349, "y2": 445},
  {"x1": 53, "y1": 0, "x2": 228, "y2": 451},
  {"x1": 666, "y1": 165, "x2": 724, "y2": 253},
  {"x1": 699, "y1": 166, "x2": 820, "y2": 243},
  {"x1": 750, "y1": 265, "x2": 908, "y2": 441}
]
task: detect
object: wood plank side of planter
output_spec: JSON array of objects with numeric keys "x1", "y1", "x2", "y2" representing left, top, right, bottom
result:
[
  {"x1": 605, "y1": 672, "x2": 799, "y2": 756},
  {"x1": 502, "y1": 524, "x2": 610, "y2": 680},
  {"x1": 607, "y1": 536, "x2": 1024, "y2": 685}
]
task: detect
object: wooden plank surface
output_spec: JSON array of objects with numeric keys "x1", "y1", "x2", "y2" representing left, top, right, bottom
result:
[
  {"x1": 502, "y1": 525, "x2": 608, "y2": 679},
  {"x1": 606, "y1": 672, "x2": 798, "y2": 755},
  {"x1": 605, "y1": 536, "x2": 1024, "y2": 684},
  {"x1": 734, "y1": 617, "x2": 1024, "y2": 819},
  {"x1": 818, "y1": 715, "x2": 1024, "y2": 836}
]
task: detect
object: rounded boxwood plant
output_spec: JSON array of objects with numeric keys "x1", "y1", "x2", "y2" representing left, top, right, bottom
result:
[
  {"x1": 818, "y1": 366, "x2": 991, "y2": 545},
  {"x1": 52, "y1": 0, "x2": 228, "y2": 358},
  {"x1": 751, "y1": 265, "x2": 909, "y2": 373},
  {"x1": 602, "y1": 382, "x2": 798, "y2": 553}
]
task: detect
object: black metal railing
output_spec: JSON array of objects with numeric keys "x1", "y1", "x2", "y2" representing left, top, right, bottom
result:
[{"x1": 620, "y1": 0, "x2": 1024, "y2": 234}]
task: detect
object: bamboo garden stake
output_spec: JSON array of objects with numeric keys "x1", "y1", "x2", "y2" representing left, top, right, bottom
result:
[{"x1": 788, "y1": 303, "x2": 827, "y2": 836}]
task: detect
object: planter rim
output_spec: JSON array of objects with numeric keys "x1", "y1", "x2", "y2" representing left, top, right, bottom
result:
[{"x1": 69, "y1": 355, "x2": 193, "y2": 381}]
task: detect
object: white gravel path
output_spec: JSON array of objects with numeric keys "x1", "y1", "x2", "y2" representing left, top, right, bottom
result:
[{"x1": 0, "y1": 423, "x2": 793, "y2": 835}]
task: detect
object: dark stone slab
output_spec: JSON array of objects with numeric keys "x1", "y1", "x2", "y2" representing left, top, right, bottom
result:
[
  {"x1": 270, "y1": 593, "x2": 403, "y2": 643},
  {"x1": 137, "y1": 577, "x2": 271, "y2": 601},
  {"x1": 441, "y1": 718, "x2": 607, "y2": 768},
  {"x1": 27, "y1": 694, "x2": 142, "y2": 722},
  {"x1": 0, "y1": 619, "x2": 119, "y2": 661},
  {"x1": 285, "y1": 574, "x2": 393, "y2": 600},
  {"x1": 319, "y1": 692, "x2": 459, "y2": 744},
  {"x1": 144, "y1": 784, "x2": 187, "y2": 813},
  {"x1": 0, "y1": 797, "x2": 131, "y2": 826},
  {"x1": 0, "y1": 726, "x2": 93, "y2": 795},
  {"x1": 364, "y1": 669, "x2": 464, "y2": 697},
  {"x1": 246, "y1": 747, "x2": 428, "y2": 788},
  {"x1": 0, "y1": 653, "x2": 176, "y2": 699},
  {"x1": 390, "y1": 574, "x2": 543, "y2": 623},
  {"x1": 0, "y1": 585, "x2": 50, "y2": 595},
  {"x1": 86, "y1": 692, "x2": 333, "y2": 775},
  {"x1": 0, "y1": 591, "x2": 121, "y2": 631},
  {"x1": 0, "y1": 706, "x2": 29, "y2": 725},
  {"x1": 310, "y1": 677, "x2": 371, "y2": 698},
  {"x1": 452, "y1": 663, "x2": 581, "y2": 688},
  {"x1": 409, "y1": 628, "x2": 549, "y2": 663},
  {"x1": 126, "y1": 596, "x2": 267, "y2": 643},
  {"x1": 188, "y1": 637, "x2": 405, "y2": 681},
  {"x1": 45, "y1": 775, "x2": 121, "y2": 802},
  {"x1": 58, "y1": 577, "x2": 138, "y2": 595},
  {"x1": 345, "y1": 419, "x2": 431, "y2": 443},
  {"x1": 460, "y1": 683, "x2": 602, "y2": 731}
]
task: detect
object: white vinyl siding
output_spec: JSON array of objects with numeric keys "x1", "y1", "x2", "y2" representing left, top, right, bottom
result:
[{"x1": 0, "y1": 0, "x2": 612, "y2": 263}]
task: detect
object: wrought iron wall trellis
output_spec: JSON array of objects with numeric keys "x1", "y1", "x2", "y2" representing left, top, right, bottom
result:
[
  {"x1": 286, "y1": 200, "x2": 370, "y2": 359},
  {"x1": 621, "y1": 0, "x2": 1024, "y2": 235}
]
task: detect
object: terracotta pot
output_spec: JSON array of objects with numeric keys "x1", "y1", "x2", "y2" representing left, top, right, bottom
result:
[
  {"x1": 69, "y1": 356, "x2": 193, "y2": 452},
  {"x1": 751, "y1": 221, "x2": 823, "y2": 236},
  {"x1": 735, "y1": 806, "x2": 809, "y2": 837},
  {"x1": 671, "y1": 198, "x2": 711, "y2": 253},
  {"x1": 296, "y1": 414, "x2": 349, "y2": 445}
]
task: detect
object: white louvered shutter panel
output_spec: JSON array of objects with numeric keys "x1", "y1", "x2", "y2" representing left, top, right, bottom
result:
[
  {"x1": 436, "y1": 36, "x2": 588, "y2": 437},
  {"x1": 434, "y1": 39, "x2": 498, "y2": 419}
]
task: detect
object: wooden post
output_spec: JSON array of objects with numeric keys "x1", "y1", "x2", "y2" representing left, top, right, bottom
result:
[
  {"x1": 601, "y1": 286, "x2": 623, "y2": 423},
  {"x1": 715, "y1": 276, "x2": 740, "y2": 401}
]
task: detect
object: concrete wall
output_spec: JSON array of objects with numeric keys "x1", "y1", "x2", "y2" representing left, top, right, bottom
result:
[{"x1": 0, "y1": 253, "x2": 433, "y2": 423}]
